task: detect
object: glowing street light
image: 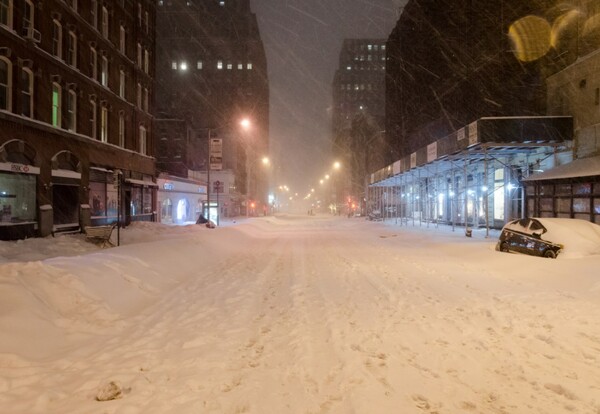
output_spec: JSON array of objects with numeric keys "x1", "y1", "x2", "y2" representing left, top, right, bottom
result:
[{"x1": 333, "y1": 161, "x2": 341, "y2": 170}]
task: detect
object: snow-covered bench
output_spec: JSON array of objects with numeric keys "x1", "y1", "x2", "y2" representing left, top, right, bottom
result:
[{"x1": 84, "y1": 223, "x2": 116, "y2": 248}]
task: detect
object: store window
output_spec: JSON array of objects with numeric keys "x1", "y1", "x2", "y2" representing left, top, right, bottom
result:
[
  {"x1": 131, "y1": 186, "x2": 142, "y2": 215},
  {"x1": 0, "y1": 171, "x2": 36, "y2": 224},
  {"x1": 162, "y1": 198, "x2": 172, "y2": 223},
  {"x1": 143, "y1": 187, "x2": 152, "y2": 214}
]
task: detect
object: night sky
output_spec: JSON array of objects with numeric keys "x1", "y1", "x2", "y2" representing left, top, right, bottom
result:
[{"x1": 249, "y1": 0, "x2": 405, "y2": 193}]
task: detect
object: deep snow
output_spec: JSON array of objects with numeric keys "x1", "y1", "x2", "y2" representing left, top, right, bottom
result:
[{"x1": 1, "y1": 215, "x2": 599, "y2": 413}]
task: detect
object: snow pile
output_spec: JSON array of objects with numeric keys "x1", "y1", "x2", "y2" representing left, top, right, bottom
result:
[
  {"x1": 1, "y1": 216, "x2": 600, "y2": 413},
  {"x1": 539, "y1": 218, "x2": 600, "y2": 258}
]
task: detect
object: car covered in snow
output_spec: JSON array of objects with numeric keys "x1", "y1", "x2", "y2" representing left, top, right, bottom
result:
[{"x1": 496, "y1": 217, "x2": 600, "y2": 259}]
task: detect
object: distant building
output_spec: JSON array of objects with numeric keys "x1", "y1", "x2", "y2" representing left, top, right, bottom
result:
[
  {"x1": 0, "y1": 0, "x2": 156, "y2": 240},
  {"x1": 385, "y1": 0, "x2": 551, "y2": 158},
  {"x1": 155, "y1": 0, "x2": 269, "y2": 218},
  {"x1": 331, "y1": 39, "x2": 388, "y2": 211}
]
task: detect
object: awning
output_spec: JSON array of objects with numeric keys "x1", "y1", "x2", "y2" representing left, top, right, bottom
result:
[
  {"x1": 125, "y1": 178, "x2": 158, "y2": 187},
  {"x1": 523, "y1": 155, "x2": 600, "y2": 181}
]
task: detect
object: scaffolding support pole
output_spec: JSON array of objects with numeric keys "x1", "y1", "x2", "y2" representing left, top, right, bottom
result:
[{"x1": 484, "y1": 147, "x2": 489, "y2": 238}]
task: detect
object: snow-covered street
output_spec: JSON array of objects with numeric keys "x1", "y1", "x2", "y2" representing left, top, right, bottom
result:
[{"x1": 1, "y1": 215, "x2": 600, "y2": 413}]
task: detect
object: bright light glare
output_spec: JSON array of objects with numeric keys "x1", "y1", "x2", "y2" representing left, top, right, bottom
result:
[
  {"x1": 262, "y1": 157, "x2": 270, "y2": 165},
  {"x1": 180, "y1": 62, "x2": 188, "y2": 71},
  {"x1": 240, "y1": 118, "x2": 251, "y2": 129},
  {"x1": 333, "y1": 161, "x2": 341, "y2": 170}
]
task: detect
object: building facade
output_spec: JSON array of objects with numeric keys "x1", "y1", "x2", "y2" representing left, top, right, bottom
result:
[
  {"x1": 0, "y1": 0, "x2": 156, "y2": 240},
  {"x1": 331, "y1": 39, "x2": 387, "y2": 212},
  {"x1": 155, "y1": 0, "x2": 269, "y2": 218}
]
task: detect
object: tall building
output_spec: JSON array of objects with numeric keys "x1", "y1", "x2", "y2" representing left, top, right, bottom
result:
[
  {"x1": 386, "y1": 0, "x2": 552, "y2": 158},
  {"x1": 0, "y1": 0, "x2": 156, "y2": 240},
  {"x1": 331, "y1": 39, "x2": 388, "y2": 211},
  {"x1": 155, "y1": 0, "x2": 269, "y2": 218}
]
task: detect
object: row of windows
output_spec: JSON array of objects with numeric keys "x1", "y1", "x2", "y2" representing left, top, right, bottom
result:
[
  {"x1": 340, "y1": 83, "x2": 382, "y2": 91},
  {"x1": 0, "y1": 0, "x2": 151, "y2": 35},
  {"x1": 346, "y1": 64, "x2": 386, "y2": 71},
  {"x1": 352, "y1": 55, "x2": 386, "y2": 62},
  {"x1": 0, "y1": 57, "x2": 148, "y2": 155},
  {"x1": 158, "y1": 1, "x2": 226, "y2": 7},
  {"x1": 172, "y1": 60, "x2": 253, "y2": 71}
]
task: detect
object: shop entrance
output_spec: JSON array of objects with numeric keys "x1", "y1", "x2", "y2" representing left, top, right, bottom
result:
[{"x1": 53, "y1": 184, "x2": 79, "y2": 229}]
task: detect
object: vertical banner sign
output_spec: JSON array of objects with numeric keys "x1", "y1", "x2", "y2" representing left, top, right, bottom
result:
[{"x1": 209, "y1": 138, "x2": 223, "y2": 171}]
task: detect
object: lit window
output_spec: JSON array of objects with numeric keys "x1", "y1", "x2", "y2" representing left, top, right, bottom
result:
[
  {"x1": 382, "y1": 45, "x2": 386, "y2": 50},
  {"x1": 101, "y1": 56, "x2": 108, "y2": 87},
  {"x1": 180, "y1": 61, "x2": 188, "y2": 71},
  {"x1": 247, "y1": 63, "x2": 252, "y2": 70},
  {"x1": 52, "y1": 20, "x2": 62, "y2": 59},
  {"x1": 171, "y1": 61, "x2": 177, "y2": 70},
  {"x1": 67, "y1": 89, "x2": 77, "y2": 132},
  {"x1": 52, "y1": 82, "x2": 61, "y2": 127},
  {"x1": 158, "y1": 0, "x2": 163, "y2": 5},
  {"x1": 100, "y1": 106, "x2": 108, "y2": 142},
  {"x1": 346, "y1": 66, "x2": 351, "y2": 70},
  {"x1": 197, "y1": 60, "x2": 203, "y2": 69},
  {"x1": 0, "y1": 0, "x2": 13, "y2": 28},
  {"x1": 68, "y1": 31, "x2": 77, "y2": 67},
  {"x1": 237, "y1": 63, "x2": 242, "y2": 70},
  {"x1": 90, "y1": 100, "x2": 97, "y2": 139},
  {"x1": 137, "y1": 43, "x2": 142, "y2": 67},
  {"x1": 119, "y1": 70, "x2": 125, "y2": 99},
  {"x1": 118, "y1": 113, "x2": 125, "y2": 147},
  {"x1": 0, "y1": 57, "x2": 12, "y2": 111},
  {"x1": 139, "y1": 125, "x2": 147, "y2": 155},
  {"x1": 227, "y1": 63, "x2": 232, "y2": 70},
  {"x1": 367, "y1": 44, "x2": 372, "y2": 50},
  {"x1": 219, "y1": 1, "x2": 225, "y2": 6},
  {"x1": 137, "y1": 3, "x2": 142, "y2": 26},
  {"x1": 217, "y1": 60, "x2": 223, "y2": 70},
  {"x1": 144, "y1": 11, "x2": 149, "y2": 33},
  {"x1": 20, "y1": 67, "x2": 33, "y2": 117},
  {"x1": 101, "y1": 6, "x2": 108, "y2": 38}
]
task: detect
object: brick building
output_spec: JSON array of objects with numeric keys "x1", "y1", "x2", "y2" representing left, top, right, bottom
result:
[{"x1": 0, "y1": 0, "x2": 156, "y2": 240}]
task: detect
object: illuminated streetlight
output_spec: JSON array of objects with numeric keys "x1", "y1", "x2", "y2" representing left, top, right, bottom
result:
[
  {"x1": 262, "y1": 156, "x2": 270, "y2": 165},
  {"x1": 240, "y1": 118, "x2": 251, "y2": 130},
  {"x1": 333, "y1": 161, "x2": 341, "y2": 170}
]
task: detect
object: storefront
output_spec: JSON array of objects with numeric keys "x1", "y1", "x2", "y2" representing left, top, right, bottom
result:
[
  {"x1": 157, "y1": 174, "x2": 207, "y2": 225},
  {"x1": 0, "y1": 162, "x2": 39, "y2": 240}
]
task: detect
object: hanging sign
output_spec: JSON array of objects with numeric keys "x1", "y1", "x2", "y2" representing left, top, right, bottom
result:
[{"x1": 209, "y1": 138, "x2": 223, "y2": 171}]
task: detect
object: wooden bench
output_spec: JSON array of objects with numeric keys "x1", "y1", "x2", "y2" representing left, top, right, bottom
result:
[{"x1": 84, "y1": 224, "x2": 117, "y2": 248}]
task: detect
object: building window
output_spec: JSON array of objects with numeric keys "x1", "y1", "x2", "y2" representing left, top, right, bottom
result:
[
  {"x1": 217, "y1": 60, "x2": 223, "y2": 69},
  {"x1": 23, "y1": 0, "x2": 33, "y2": 29},
  {"x1": 137, "y1": 3, "x2": 142, "y2": 27},
  {"x1": 0, "y1": 0, "x2": 13, "y2": 28},
  {"x1": 227, "y1": 63, "x2": 232, "y2": 70},
  {"x1": 90, "y1": 47, "x2": 97, "y2": 81},
  {"x1": 0, "y1": 57, "x2": 11, "y2": 111},
  {"x1": 247, "y1": 63, "x2": 252, "y2": 70},
  {"x1": 90, "y1": 0, "x2": 97, "y2": 28},
  {"x1": 118, "y1": 112, "x2": 125, "y2": 147},
  {"x1": 101, "y1": 6, "x2": 108, "y2": 39},
  {"x1": 52, "y1": 20, "x2": 62, "y2": 59},
  {"x1": 68, "y1": 0, "x2": 77, "y2": 12},
  {"x1": 136, "y1": 82, "x2": 141, "y2": 108},
  {"x1": 139, "y1": 125, "x2": 147, "y2": 155},
  {"x1": 137, "y1": 43, "x2": 142, "y2": 67},
  {"x1": 119, "y1": 25, "x2": 126, "y2": 54},
  {"x1": 197, "y1": 60, "x2": 203, "y2": 69},
  {"x1": 144, "y1": 50, "x2": 149, "y2": 73},
  {"x1": 68, "y1": 31, "x2": 77, "y2": 67},
  {"x1": 52, "y1": 82, "x2": 61, "y2": 127},
  {"x1": 101, "y1": 55, "x2": 108, "y2": 87},
  {"x1": 180, "y1": 61, "x2": 187, "y2": 71},
  {"x1": 237, "y1": 63, "x2": 243, "y2": 70},
  {"x1": 90, "y1": 100, "x2": 97, "y2": 139},
  {"x1": 171, "y1": 61, "x2": 177, "y2": 70},
  {"x1": 20, "y1": 67, "x2": 33, "y2": 117},
  {"x1": 67, "y1": 89, "x2": 77, "y2": 132},
  {"x1": 143, "y1": 87, "x2": 148, "y2": 112},
  {"x1": 100, "y1": 106, "x2": 108, "y2": 142},
  {"x1": 144, "y1": 11, "x2": 149, "y2": 34},
  {"x1": 119, "y1": 69, "x2": 125, "y2": 99}
]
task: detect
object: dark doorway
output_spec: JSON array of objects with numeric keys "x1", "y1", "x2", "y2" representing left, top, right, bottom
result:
[{"x1": 53, "y1": 184, "x2": 79, "y2": 227}]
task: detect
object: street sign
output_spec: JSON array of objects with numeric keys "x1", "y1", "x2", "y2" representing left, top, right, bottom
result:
[
  {"x1": 209, "y1": 138, "x2": 223, "y2": 171},
  {"x1": 213, "y1": 180, "x2": 223, "y2": 193}
]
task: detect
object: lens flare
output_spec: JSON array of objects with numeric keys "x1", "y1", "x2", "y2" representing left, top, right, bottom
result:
[{"x1": 509, "y1": 15, "x2": 551, "y2": 62}]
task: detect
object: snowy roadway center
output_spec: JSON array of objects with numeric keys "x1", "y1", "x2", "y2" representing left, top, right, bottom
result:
[{"x1": 1, "y1": 215, "x2": 599, "y2": 413}]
